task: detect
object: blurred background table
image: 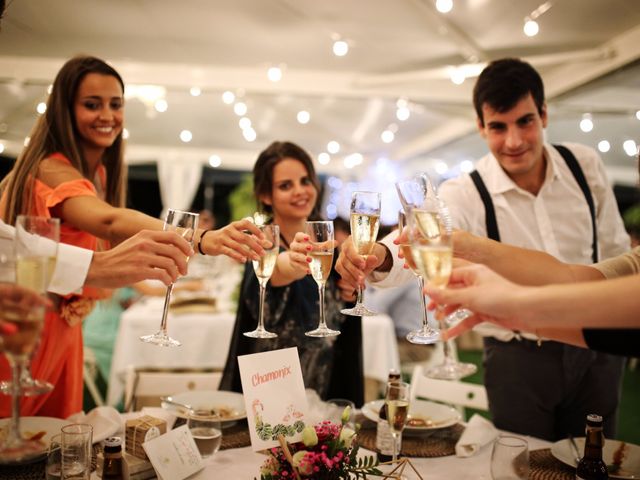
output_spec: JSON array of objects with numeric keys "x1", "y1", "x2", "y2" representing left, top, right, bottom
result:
[{"x1": 106, "y1": 297, "x2": 399, "y2": 406}]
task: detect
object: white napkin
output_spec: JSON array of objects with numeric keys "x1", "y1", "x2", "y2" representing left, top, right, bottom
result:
[
  {"x1": 67, "y1": 406, "x2": 122, "y2": 443},
  {"x1": 455, "y1": 414, "x2": 498, "y2": 457}
]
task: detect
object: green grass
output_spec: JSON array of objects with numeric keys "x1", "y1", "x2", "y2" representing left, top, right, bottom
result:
[{"x1": 457, "y1": 350, "x2": 640, "y2": 443}]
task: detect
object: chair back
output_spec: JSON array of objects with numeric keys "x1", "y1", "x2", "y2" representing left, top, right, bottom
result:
[
  {"x1": 409, "y1": 365, "x2": 488, "y2": 416},
  {"x1": 124, "y1": 367, "x2": 222, "y2": 412}
]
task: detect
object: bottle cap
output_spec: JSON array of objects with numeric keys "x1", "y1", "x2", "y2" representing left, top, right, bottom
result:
[
  {"x1": 104, "y1": 436, "x2": 122, "y2": 447},
  {"x1": 586, "y1": 413, "x2": 603, "y2": 426},
  {"x1": 388, "y1": 369, "x2": 401, "y2": 381}
]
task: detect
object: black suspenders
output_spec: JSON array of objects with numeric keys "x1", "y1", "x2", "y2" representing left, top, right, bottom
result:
[{"x1": 470, "y1": 144, "x2": 599, "y2": 263}]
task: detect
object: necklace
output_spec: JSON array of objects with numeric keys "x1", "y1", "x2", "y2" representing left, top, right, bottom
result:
[{"x1": 279, "y1": 233, "x2": 290, "y2": 250}]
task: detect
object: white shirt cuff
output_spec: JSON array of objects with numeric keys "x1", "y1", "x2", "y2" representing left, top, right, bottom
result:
[{"x1": 48, "y1": 243, "x2": 92, "y2": 295}]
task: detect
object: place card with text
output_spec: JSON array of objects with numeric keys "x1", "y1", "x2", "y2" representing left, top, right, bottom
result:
[
  {"x1": 238, "y1": 347, "x2": 309, "y2": 450},
  {"x1": 142, "y1": 424, "x2": 203, "y2": 480}
]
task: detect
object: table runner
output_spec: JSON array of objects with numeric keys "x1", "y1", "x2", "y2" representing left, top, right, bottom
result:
[{"x1": 529, "y1": 448, "x2": 575, "y2": 480}]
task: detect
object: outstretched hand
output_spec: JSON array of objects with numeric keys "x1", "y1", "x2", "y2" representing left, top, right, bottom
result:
[
  {"x1": 87, "y1": 230, "x2": 193, "y2": 288},
  {"x1": 425, "y1": 263, "x2": 529, "y2": 341},
  {"x1": 200, "y1": 218, "x2": 266, "y2": 263},
  {"x1": 335, "y1": 235, "x2": 383, "y2": 289}
]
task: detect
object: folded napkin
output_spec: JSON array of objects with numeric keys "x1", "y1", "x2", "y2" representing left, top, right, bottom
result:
[
  {"x1": 455, "y1": 414, "x2": 498, "y2": 457},
  {"x1": 67, "y1": 406, "x2": 122, "y2": 443}
]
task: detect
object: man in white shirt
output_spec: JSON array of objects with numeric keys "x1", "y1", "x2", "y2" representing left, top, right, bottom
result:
[{"x1": 337, "y1": 58, "x2": 630, "y2": 441}]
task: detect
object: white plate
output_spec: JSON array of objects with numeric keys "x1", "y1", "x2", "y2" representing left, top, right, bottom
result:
[
  {"x1": 361, "y1": 398, "x2": 461, "y2": 431},
  {"x1": 0, "y1": 416, "x2": 68, "y2": 465},
  {"x1": 162, "y1": 390, "x2": 246, "y2": 421},
  {"x1": 551, "y1": 437, "x2": 640, "y2": 479}
]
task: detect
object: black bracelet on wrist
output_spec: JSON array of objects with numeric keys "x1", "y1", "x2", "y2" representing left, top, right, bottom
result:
[{"x1": 197, "y1": 229, "x2": 214, "y2": 255}]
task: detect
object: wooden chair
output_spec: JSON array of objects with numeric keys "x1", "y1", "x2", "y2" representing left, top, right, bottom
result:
[
  {"x1": 123, "y1": 366, "x2": 222, "y2": 412},
  {"x1": 409, "y1": 365, "x2": 489, "y2": 419}
]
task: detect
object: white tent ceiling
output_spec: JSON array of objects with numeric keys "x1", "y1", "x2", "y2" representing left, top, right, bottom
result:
[{"x1": 0, "y1": 0, "x2": 639, "y2": 186}]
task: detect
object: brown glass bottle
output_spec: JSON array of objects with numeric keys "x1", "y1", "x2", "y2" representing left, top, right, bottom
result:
[
  {"x1": 376, "y1": 369, "x2": 401, "y2": 462},
  {"x1": 576, "y1": 414, "x2": 608, "y2": 480},
  {"x1": 102, "y1": 436, "x2": 124, "y2": 480}
]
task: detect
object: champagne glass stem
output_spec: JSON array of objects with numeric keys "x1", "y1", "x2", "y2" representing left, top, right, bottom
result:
[
  {"x1": 7, "y1": 356, "x2": 24, "y2": 445},
  {"x1": 418, "y1": 276, "x2": 428, "y2": 329},
  {"x1": 317, "y1": 284, "x2": 327, "y2": 330},
  {"x1": 355, "y1": 286, "x2": 363, "y2": 305},
  {"x1": 391, "y1": 431, "x2": 398, "y2": 464},
  {"x1": 437, "y1": 306, "x2": 453, "y2": 360},
  {"x1": 159, "y1": 283, "x2": 174, "y2": 334},
  {"x1": 257, "y1": 282, "x2": 267, "y2": 332}
]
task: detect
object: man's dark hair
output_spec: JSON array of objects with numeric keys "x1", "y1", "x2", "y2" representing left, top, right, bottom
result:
[{"x1": 473, "y1": 58, "x2": 545, "y2": 126}]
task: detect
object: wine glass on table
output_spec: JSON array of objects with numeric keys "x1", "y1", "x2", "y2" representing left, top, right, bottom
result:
[
  {"x1": 340, "y1": 191, "x2": 381, "y2": 317},
  {"x1": 408, "y1": 198, "x2": 477, "y2": 380},
  {"x1": 0, "y1": 216, "x2": 59, "y2": 397},
  {"x1": 384, "y1": 380, "x2": 410, "y2": 467},
  {"x1": 0, "y1": 219, "x2": 54, "y2": 462},
  {"x1": 244, "y1": 224, "x2": 279, "y2": 338},
  {"x1": 140, "y1": 209, "x2": 199, "y2": 347},
  {"x1": 305, "y1": 221, "x2": 339, "y2": 337}
]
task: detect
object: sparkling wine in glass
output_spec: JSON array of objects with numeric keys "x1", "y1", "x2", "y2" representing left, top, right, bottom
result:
[
  {"x1": 408, "y1": 201, "x2": 477, "y2": 380},
  {"x1": 341, "y1": 191, "x2": 381, "y2": 317},
  {"x1": 0, "y1": 216, "x2": 59, "y2": 397},
  {"x1": 0, "y1": 222, "x2": 52, "y2": 462},
  {"x1": 244, "y1": 224, "x2": 279, "y2": 339},
  {"x1": 384, "y1": 380, "x2": 410, "y2": 466},
  {"x1": 305, "y1": 221, "x2": 339, "y2": 337},
  {"x1": 398, "y1": 210, "x2": 439, "y2": 344},
  {"x1": 140, "y1": 209, "x2": 199, "y2": 347}
]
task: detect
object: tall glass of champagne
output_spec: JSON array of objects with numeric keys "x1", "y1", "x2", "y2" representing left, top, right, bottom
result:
[
  {"x1": 340, "y1": 191, "x2": 381, "y2": 317},
  {"x1": 305, "y1": 221, "x2": 339, "y2": 337},
  {"x1": 244, "y1": 224, "x2": 279, "y2": 338},
  {"x1": 0, "y1": 219, "x2": 54, "y2": 462},
  {"x1": 140, "y1": 209, "x2": 199, "y2": 347},
  {"x1": 384, "y1": 380, "x2": 410, "y2": 467},
  {"x1": 398, "y1": 210, "x2": 439, "y2": 344},
  {"x1": 408, "y1": 200, "x2": 477, "y2": 380},
  {"x1": 1, "y1": 216, "x2": 59, "y2": 397}
]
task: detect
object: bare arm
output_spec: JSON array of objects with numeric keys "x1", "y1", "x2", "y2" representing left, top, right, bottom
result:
[
  {"x1": 269, "y1": 232, "x2": 313, "y2": 287},
  {"x1": 452, "y1": 229, "x2": 605, "y2": 285}
]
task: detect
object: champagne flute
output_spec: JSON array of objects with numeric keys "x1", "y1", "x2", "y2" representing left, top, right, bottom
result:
[
  {"x1": 140, "y1": 209, "x2": 199, "y2": 347},
  {"x1": 398, "y1": 210, "x2": 439, "y2": 344},
  {"x1": 408, "y1": 200, "x2": 477, "y2": 380},
  {"x1": 395, "y1": 173, "x2": 435, "y2": 213},
  {"x1": 0, "y1": 223, "x2": 52, "y2": 462},
  {"x1": 384, "y1": 380, "x2": 410, "y2": 466},
  {"x1": 341, "y1": 191, "x2": 381, "y2": 317},
  {"x1": 1, "y1": 216, "x2": 59, "y2": 397},
  {"x1": 305, "y1": 221, "x2": 339, "y2": 337},
  {"x1": 244, "y1": 224, "x2": 279, "y2": 338}
]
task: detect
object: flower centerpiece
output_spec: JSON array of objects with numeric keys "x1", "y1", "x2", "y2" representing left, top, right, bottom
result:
[{"x1": 258, "y1": 406, "x2": 382, "y2": 479}]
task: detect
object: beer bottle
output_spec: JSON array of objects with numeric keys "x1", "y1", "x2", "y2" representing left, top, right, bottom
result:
[
  {"x1": 376, "y1": 369, "x2": 401, "y2": 462},
  {"x1": 102, "y1": 436, "x2": 124, "y2": 480},
  {"x1": 576, "y1": 414, "x2": 608, "y2": 480}
]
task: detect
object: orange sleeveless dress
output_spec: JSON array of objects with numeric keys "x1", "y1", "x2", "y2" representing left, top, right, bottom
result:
[{"x1": 0, "y1": 153, "x2": 109, "y2": 418}]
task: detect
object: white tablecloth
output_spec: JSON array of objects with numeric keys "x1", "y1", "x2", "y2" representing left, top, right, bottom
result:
[{"x1": 106, "y1": 297, "x2": 400, "y2": 406}]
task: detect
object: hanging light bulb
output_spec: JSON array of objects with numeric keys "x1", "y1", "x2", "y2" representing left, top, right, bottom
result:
[
  {"x1": 579, "y1": 114, "x2": 594, "y2": 133},
  {"x1": 333, "y1": 40, "x2": 349, "y2": 57},
  {"x1": 209, "y1": 155, "x2": 222, "y2": 167},
  {"x1": 636, "y1": 110, "x2": 640, "y2": 121},
  {"x1": 318, "y1": 152, "x2": 330, "y2": 165},
  {"x1": 623, "y1": 139, "x2": 638, "y2": 157},
  {"x1": 222, "y1": 91, "x2": 235, "y2": 104},
  {"x1": 297, "y1": 110, "x2": 310, "y2": 124},
  {"x1": 435, "y1": 0, "x2": 453, "y2": 13},
  {"x1": 381, "y1": 130, "x2": 395, "y2": 143},
  {"x1": 180, "y1": 130, "x2": 192, "y2": 143},
  {"x1": 190, "y1": 87, "x2": 201, "y2": 97},
  {"x1": 154, "y1": 99, "x2": 168, "y2": 113},
  {"x1": 267, "y1": 67, "x2": 282, "y2": 82},
  {"x1": 523, "y1": 18, "x2": 539, "y2": 37},
  {"x1": 450, "y1": 68, "x2": 465, "y2": 85},
  {"x1": 597, "y1": 140, "x2": 610, "y2": 153},
  {"x1": 36, "y1": 102, "x2": 47, "y2": 115},
  {"x1": 327, "y1": 141, "x2": 340, "y2": 154}
]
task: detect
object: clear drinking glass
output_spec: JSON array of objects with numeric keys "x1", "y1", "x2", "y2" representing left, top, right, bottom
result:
[
  {"x1": 244, "y1": 224, "x2": 279, "y2": 338},
  {"x1": 140, "y1": 209, "x2": 199, "y2": 347},
  {"x1": 0, "y1": 216, "x2": 59, "y2": 397},
  {"x1": 0, "y1": 219, "x2": 56, "y2": 463},
  {"x1": 341, "y1": 191, "x2": 381, "y2": 317},
  {"x1": 490, "y1": 434, "x2": 529, "y2": 480},
  {"x1": 408, "y1": 199, "x2": 477, "y2": 380},
  {"x1": 395, "y1": 173, "x2": 435, "y2": 213},
  {"x1": 187, "y1": 409, "x2": 222, "y2": 459},
  {"x1": 384, "y1": 381, "x2": 410, "y2": 466},
  {"x1": 61, "y1": 424, "x2": 92, "y2": 480},
  {"x1": 398, "y1": 210, "x2": 439, "y2": 344},
  {"x1": 305, "y1": 221, "x2": 339, "y2": 337}
]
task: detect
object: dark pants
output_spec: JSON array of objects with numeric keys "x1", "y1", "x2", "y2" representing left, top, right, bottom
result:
[{"x1": 483, "y1": 337, "x2": 624, "y2": 441}]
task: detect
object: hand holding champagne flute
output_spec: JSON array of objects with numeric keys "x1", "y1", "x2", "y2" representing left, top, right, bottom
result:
[
  {"x1": 244, "y1": 224, "x2": 279, "y2": 338},
  {"x1": 341, "y1": 191, "x2": 381, "y2": 317},
  {"x1": 140, "y1": 209, "x2": 199, "y2": 347},
  {"x1": 305, "y1": 221, "x2": 339, "y2": 337}
]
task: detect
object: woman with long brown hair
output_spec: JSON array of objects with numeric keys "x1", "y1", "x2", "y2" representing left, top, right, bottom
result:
[
  {"x1": 220, "y1": 141, "x2": 364, "y2": 406},
  {"x1": 0, "y1": 55, "x2": 263, "y2": 417}
]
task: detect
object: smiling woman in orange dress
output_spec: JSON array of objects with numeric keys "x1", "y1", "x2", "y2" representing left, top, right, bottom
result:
[{"x1": 0, "y1": 55, "x2": 265, "y2": 418}]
